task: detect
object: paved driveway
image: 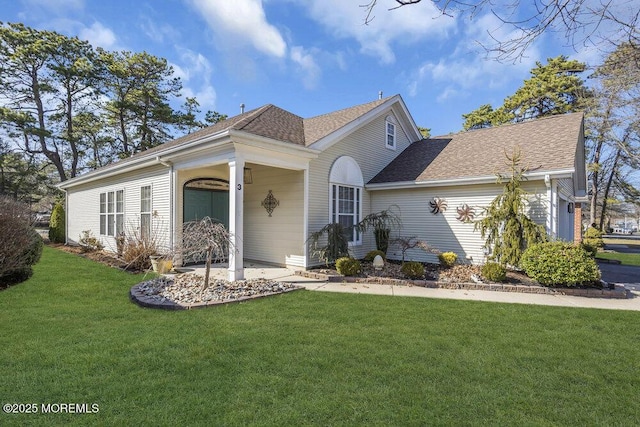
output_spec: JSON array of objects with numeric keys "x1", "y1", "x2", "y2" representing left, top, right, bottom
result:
[{"x1": 598, "y1": 262, "x2": 640, "y2": 290}]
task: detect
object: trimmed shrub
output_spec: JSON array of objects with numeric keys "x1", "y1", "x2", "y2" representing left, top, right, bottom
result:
[
  {"x1": 364, "y1": 250, "x2": 386, "y2": 262},
  {"x1": 481, "y1": 262, "x2": 507, "y2": 283},
  {"x1": 23, "y1": 228, "x2": 43, "y2": 267},
  {"x1": 0, "y1": 198, "x2": 43, "y2": 286},
  {"x1": 401, "y1": 261, "x2": 424, "y2": 279},
  {"x1": 521, "y1": 242, "x2": 601, "y2": 287},
  {"x1": 438, "y1": 252, "x2": 457, "y2": 268},
  {"x1": 580, "y1": 241, "x2": 598, "y2": 258},
  {"x1": 335, "y1": 257, "x2": 361, "y2": 276},
  {"x1": 48, "y1": 202, "x2": 66, "y2": 243},
  {"x1": 583, "y1": 226, "x2": 604, "y2": 251}
]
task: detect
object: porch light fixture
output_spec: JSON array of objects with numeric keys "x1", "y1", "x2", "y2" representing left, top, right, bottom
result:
[
  {"x1": 568, "y1": 202, "x2": 575, "y2": 213},
  {"x1": 243, "y1": 167, "x2": 253, "y2": 184}
]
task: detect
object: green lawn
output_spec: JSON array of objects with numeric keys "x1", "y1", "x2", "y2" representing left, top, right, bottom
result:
[
  {"x1": 601, "y1": 238, "x2": 640, "y2": 266},
  {"x1": 597, "y1": 251, "x2": 640, "y2": 266},
  {"x1": 2, "y1": 247, "x2": 640, "y2": 426}
]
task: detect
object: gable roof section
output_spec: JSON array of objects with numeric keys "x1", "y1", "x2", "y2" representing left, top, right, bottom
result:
[
  {"x1": 369, "y1": 112, "x2": 585, "y2": 185},
  {"x1": 303, "y1": 97, "x2": 391, "y2": 145}
]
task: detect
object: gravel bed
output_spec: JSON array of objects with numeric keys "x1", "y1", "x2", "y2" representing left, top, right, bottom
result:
[{"x1": 135, "y1": 273, "x2": 299, "y2": 305}]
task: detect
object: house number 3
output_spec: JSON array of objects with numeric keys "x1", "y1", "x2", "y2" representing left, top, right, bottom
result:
[{"x1": 237, "y1": 184, "x2": 242, "y2": 190}]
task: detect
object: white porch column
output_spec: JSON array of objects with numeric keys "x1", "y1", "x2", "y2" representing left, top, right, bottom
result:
[
  {"x1": 228, "y1": 157, "x2": 244, "y2": 281},
  {"x1": 302, "y1": 167, "x2": 309, "y2": 268}
]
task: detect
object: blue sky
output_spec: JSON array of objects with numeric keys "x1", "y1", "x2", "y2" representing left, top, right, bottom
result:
[{"x1": 2, "y1": 0, "x2": 615, "y2": 136}]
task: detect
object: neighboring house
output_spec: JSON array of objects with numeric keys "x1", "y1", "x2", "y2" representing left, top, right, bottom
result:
[{"x1": 58, "y1": 95, "x2": 587, "y2": 280}]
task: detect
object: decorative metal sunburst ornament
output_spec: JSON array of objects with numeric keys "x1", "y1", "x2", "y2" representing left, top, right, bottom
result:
[
  {"x1": 456, "y1": 204, "x2": 476, "y2": 222},
  {"x1": 429, "y1": 197, "x2": 448, "y2": 214},
  {"x1": 261, "y1": 190, "x2": 279, "y2": 217}
]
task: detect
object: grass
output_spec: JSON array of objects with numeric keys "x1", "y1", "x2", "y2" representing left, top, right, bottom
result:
[
  {"x1": 2, "y1": 246, "x2": 640, "y2": 425},
  {"x1": 600, "y1": 238, "x2": 640, "y2": 266},
  {"x1": 596, "y1": 251, "x2": 640, "y2": 266}
]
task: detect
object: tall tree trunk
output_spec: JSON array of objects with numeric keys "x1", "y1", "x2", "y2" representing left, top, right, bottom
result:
[{"x1": 599, "y1": 148, "x2": 622, "y2": 230}]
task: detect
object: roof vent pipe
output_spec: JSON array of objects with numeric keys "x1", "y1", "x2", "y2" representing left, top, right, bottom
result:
[
  {"x1": 378, "y1": 91, "x2": 383, "y2": 100},
  {"x1": 240, "y1": 103, "x2": 245, "y2": 114}
]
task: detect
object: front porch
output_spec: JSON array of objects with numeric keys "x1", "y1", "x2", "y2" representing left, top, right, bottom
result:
[{"x1": 160, "y1": 141, "x2": 316, "y2": 281}]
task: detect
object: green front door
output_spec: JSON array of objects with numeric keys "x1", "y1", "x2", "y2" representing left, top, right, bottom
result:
[
  {"x1": 182, "y1": 179, "x2": 230, "y2": 265},
  {"x1": 183, "y1": 188, "x2": 229, "y2": 228}
]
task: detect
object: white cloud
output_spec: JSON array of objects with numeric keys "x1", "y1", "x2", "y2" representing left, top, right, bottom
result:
[
  {"x1": 290, "y1": 46, "x2": 321, "y2": 89},
  {"x1": 79, "y1": 21, "x2": 117, "y2": 49},
  {"x1": 188, "y1": 0, "x2": 287, "y2": 58},
  {"x1": 406, "y1": 13, "x2": 540, "y2": 102},
  {"x1": 173, "y1": 48, "x2": 218, "y2": 110},
  {"x1": 140, "y1": 17, "x2": 180, "y2": 44},
  {"x1": 295, "y1": 0, "x2": 455, "y2": 64}
]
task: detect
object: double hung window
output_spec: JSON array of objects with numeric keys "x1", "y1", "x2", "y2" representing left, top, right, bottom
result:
[{"x1": 100, "y1": 190, "x2": 124, "y2": 236}]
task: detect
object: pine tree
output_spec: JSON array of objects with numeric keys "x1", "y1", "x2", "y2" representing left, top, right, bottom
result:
[{"x1": 475, "y1": 149, "x2": 547, "y2": 266}]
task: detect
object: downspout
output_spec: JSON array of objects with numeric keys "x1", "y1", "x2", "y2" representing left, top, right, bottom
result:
[
  {"x1": 156, "y1": 156, "x2": 174, "y2": 250},
  {"x1": 61, "y1": 188, "x2": 68, "y2": 245}
]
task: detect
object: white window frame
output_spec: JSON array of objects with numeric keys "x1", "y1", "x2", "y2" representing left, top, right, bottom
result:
[
  {"x1": 385, "y1": 116, "x2": 396, "y2": 150},
  {"x1": 329, "y1": 156, "x2": 364, "y2": 246},
  {"x1": 100, "y1": 189, "x2": 124, "y2": 237},
  {"x1": 330, "y1": 184, "x2": 362, "y2": 245},
  {"x1": 140, "y1": 185, "x2": 152, "y2": 240}
]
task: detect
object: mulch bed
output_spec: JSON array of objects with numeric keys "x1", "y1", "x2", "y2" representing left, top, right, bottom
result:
[{"x1": 48, "y1": 243, "x2": 143, "y2": 273}]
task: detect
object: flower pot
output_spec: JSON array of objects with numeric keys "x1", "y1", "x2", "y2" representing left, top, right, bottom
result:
[{"x1": 150, "y1": 256, "x2": 173, "y2": 274}]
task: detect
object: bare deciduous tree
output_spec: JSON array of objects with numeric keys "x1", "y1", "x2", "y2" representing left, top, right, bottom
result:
[{"x1": 362, "y1": 0, "x2": 640, "y2": 60}]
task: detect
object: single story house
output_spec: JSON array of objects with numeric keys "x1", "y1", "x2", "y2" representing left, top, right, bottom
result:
[{"x1": 58, "y1": 95, "x2": 587, "y2": 280}]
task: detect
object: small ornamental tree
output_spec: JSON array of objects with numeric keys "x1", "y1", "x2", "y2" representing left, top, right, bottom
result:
[
  {"x1": 475, "y1": 148, "x2": 547, "y2": 267},
  {"x1": 178, "y1": 217, "x2": 233, "y2": 289}
]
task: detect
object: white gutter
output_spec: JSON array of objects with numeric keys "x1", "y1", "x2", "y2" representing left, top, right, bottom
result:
[
  {"x1": 366, "y1": 168, "x2": 576, "y2": 190},
  {"x1": 58, "y1": 130, "x2": 233, "y2": 190}
]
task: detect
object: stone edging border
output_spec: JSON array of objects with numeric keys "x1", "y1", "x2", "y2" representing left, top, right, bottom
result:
[
  {"x1": 295, "y1": 271, "x2": 629, "y2": 299},
  {"x1": 129, "y1": 284, "x2": 304, "y2": 310}
]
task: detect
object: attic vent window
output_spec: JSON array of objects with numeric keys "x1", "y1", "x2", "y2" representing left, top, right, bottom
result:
[{"x1": 386, "y1": 117, "x2": 396, "y2": 150}]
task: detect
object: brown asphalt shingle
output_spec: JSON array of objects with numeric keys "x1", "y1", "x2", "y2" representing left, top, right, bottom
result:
[
  {"x1": 303, "y1": 97, "x2": 391, "y2": 145},
  {"x1": 369, "y1": 112, "x2": 584, "y2": 184}
]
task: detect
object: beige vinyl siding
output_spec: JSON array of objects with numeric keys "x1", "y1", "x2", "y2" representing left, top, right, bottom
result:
[
  {"x1": 66, "y1": 164, "x2": 171, "y2": 253},
  {"x1": 307, "y1": 112, "x2": 414, "y2": 263},
  {"x1": 370, "y1": 180, "x2": 550, "y2": 265},
  {"x1": 176, "y1": 164, "x2": 304, "y2": 266},
  {"x1": 244, "y1": 165, "x2": 304, "y2": 265}
]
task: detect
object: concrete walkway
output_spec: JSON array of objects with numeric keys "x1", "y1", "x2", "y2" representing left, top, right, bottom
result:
[{"x1": 178, "y1": 262, "x2": 640, "y2": 311}]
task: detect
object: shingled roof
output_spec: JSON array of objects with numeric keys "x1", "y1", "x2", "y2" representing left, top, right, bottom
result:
[
  {"x1": 96, "y1": 97, "x2": 392, "y2": 167},
  {"x1": 369, "y1": 112, "x2": 584, "y2": 184}
]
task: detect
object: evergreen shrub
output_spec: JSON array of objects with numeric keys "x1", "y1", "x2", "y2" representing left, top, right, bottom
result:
[
  {"x1": 48, "y1": 202, "x2": 66, "y2": 243},
  {"x1": 401, "y1": 261, "x2": 424, "y2": 279},
  {"x1": 583, "y1": 226, "x2": 604, "y2": 250},
  {"x1": 335, "y1": 257, "x2": 361, "y2": 276},
  {"x1": 438, "y1": 252, "x2": 457, "y2": 268},
  {"x1": 364, "y1": 250, "x2": 386, "y2": 262},
  {"x1": 521, "y1": 242, "x2": 601, "y2": 287},
  {"x1": 481, "y1": 262, "x2": 507, "y2": 283}
]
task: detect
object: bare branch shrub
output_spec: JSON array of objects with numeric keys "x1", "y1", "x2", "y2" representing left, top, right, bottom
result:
[
  {"x1": 391, "y1": 236, "x2": 441, "y2": 263},
  {"x1": 120, "y1": 218, "x2": 167, "y2": 271},
  {"x1": 78, "y1": 230, "x2": 104, "y2": 252},
  {"x1": 177, "y1": 217, "x2": 234, "y2": 289},
  {"x1": 0, "y1": 196, "x2": 42, "y2": 285}
]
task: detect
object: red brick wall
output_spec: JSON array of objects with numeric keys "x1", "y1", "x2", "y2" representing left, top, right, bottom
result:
[{"x1": 573, "y1": 203, "x2": 582, "y2": 243}]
